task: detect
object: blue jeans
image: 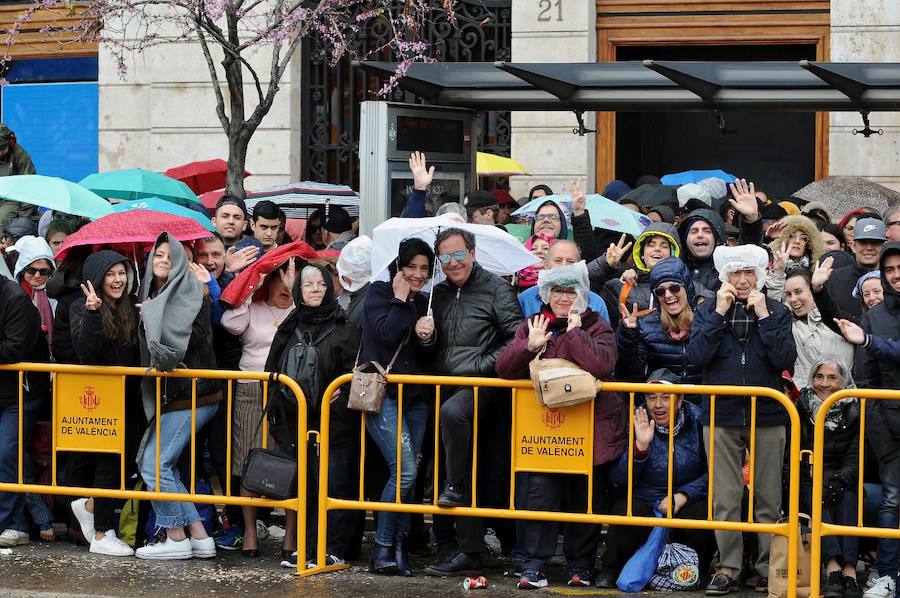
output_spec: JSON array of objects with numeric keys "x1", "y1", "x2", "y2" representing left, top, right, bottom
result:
[
  {"x1": 876, "y1": 457, "x2": 900, "y2": 578},
  {"x1": 0, "y1": 401, "x2": 38, "y2": 532},
  {"x1": 366, "y1": 395, "x2": 429, "y2": 546},
  {"x1": 139, "y1": 404, "x2": 218, "y2": 529}
]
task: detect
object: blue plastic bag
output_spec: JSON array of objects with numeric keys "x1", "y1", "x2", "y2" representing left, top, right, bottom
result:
[{"x1": 616, "y1": 509, "x2": 670, "y2": 592}]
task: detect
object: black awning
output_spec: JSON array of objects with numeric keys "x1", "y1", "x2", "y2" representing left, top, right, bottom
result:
[{"x1": 356, "y1": 60, "x2": 900, "y2": 112}]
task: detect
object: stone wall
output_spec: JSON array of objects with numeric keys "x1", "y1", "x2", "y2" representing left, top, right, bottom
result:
[
  {"x1": 509, "y1": 0, "x2": 597, "y2": 198},
  {"x1": 98, "y1": 40, "x2": 300, "y2": 192},
  {"x1": 830, "y1": 1, "x2": 900, "y2": 192}
]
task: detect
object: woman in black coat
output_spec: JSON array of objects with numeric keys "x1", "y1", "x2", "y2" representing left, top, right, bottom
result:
[
  {"x1": 264, "y1": 262, "x2": 360, "y2": 569},
  {"x1": 68, "y1": 250, "x2": 146, "y2": 557}
]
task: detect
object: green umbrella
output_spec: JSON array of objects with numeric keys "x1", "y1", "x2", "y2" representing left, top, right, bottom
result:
[
  {"x1": 80, "y1": 168, "x2": 201, "y2": 207},
  {"x1": 0, "y1": 175, "x2": 113, "y2": 219}
]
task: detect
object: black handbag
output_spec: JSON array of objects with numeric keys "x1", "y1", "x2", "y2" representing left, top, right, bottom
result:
[{"x1": 240, "y1": 397, "x2": 297, "y2": 500}]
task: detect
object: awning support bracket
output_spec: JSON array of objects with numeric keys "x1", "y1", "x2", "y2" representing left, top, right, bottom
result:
[
  {"x1": 853, "y1": 111, "x2": 883, "y2": 137},
  {"x1": 572, "y1": 111, "x2": 595, "y2": 136}
]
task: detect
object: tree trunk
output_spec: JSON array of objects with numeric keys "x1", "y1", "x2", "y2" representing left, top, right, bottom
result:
[{"x1": 225, "y1": 125, "x2": 251, "y2": 198}]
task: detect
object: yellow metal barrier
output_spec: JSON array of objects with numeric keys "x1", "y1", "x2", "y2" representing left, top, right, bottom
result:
[
  {"x1": 0, "y1": 362, "x2": 309, "y2": 575},
  {"x1": 810, "y1": 388, "x2": 900, "y2": 598},
  {"x1": 309, "y1": 374, "x2": 801, "y2": 593}
]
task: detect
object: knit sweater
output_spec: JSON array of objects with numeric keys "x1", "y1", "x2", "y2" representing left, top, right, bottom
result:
[{"x1": 221, "y1": 298, "x2": 293, "y2": 379}]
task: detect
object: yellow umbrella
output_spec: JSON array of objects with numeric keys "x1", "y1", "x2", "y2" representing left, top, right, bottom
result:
[{"x1": 476, "y1": 152, "x2": 530, "y2": 176}]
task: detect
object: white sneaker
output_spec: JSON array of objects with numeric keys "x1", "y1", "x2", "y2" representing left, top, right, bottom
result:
[
  {"x1": 135, "y1": 537, "x2": 193, "y2": 560},
  {"x1": 0, "y1": 529, "x2": 29, "y2": 547},
  {"x1": 190, "y1": 536, "x2": 216, "y2": 559},
  {"x1": 863, "y1": 574, "x2": 896, "y2": 598},
  {"x1": 267, "y1": 525, "x2": 286, "y2": 540},
  {"x1": 70, "y1": 498, "x2": 95, "y2": 541},
  {"x1": 256, "y1": 519, "x2": 270, "y2": 541},
  {"x1": 90, "y1": 530, "x2": 134, "y2": 557}
]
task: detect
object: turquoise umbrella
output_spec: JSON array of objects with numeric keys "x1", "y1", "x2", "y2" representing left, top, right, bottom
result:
[
  {"x1": 0, "y1": 174, "x2": 112, "y2": 219},
  {"x1": 109, "y1": 197, "x2": 214, "y2": 231},
  {"x1": 80, "y1": 168, "x2": 201, "y2": 207}
]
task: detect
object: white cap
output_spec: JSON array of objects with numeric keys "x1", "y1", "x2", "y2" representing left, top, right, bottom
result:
[
  {"x1": 713, "y1": 244, "x2": 768, "y2": 291},
  {"x1": 336, "y1": 235, "x2": 373, "y2": 292}
]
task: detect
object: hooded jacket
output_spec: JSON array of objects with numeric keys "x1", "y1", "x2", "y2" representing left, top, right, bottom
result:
[
  {"x1": 138, "y1": 233, "x2": 219, "y2": 413},
  {"x1": 70, "y1": 250, "x2": 140, "y2": 368},
  {"x1": 678, "y1": 209, "x2": 725, "y2": 292},
  {"x1": 825, "y1": 259, "x2": 875, "y2": 322},
  {"x1": 590, "y1": 223, "x2": 683, "y2": 326},
  {"x1": 687, "y1": 291, "x2": 797, "y2": 427},
  {"x1": 48, "y1": 268, "x2": 86, "y2": 364},
  {"x1": 429, "y1": 261, "x2": 522, "y2": 376},
  {"x1": 856, "y1": 242, "x2": 900, "y2": 462},
  {"x1": 765, "y1": 216, "x2": 826, "y2": 302},
  {"x1": 616, "y1": 258, "x2": 704, "y2": 391},
  {"x1": 529, "y1": 199, "x2": 568, "y2": 241},
  {"x1": 496, "y1": 308, "x2": 626, "y2": 465},
  {"x1": 0, "y1": 276, "x2": 50, "y2": 407}
]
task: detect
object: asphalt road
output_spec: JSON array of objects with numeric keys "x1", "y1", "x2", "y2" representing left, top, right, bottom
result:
[{"x1": 0, "y1": 539, "x2": 771, "y2": 598}]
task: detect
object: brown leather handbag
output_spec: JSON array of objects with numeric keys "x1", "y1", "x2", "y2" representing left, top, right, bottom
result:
[{"x1": 347, "y1": 335, "x2": 406, "y2": 413}]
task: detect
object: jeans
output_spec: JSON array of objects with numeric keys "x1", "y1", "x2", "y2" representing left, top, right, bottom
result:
[
  {"x1": 366, "y1": 394, "x2": 429, "y2": 546},
  {"x1": 875, "y1": 457, "x2": 900, "y2": 578},
  {"x1": 0, "y1": 401, "x2": 38, "y2": 532},
  {"x1": 139, "y1": 404, "x2": 218, "y2": 529}
]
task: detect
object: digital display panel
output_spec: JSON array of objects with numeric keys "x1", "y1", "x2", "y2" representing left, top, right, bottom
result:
[{"x1": 395, "y1": 115, "x2": 465, "y2": 154}]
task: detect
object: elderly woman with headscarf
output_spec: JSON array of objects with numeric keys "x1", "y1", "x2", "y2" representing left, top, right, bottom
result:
[
  {"x1": 264, "y1": 262, "x2": 360, "y2": 569},
  {"x1": 134, "y1": 232, "x2": 221, "y2": 560},
  {"x1": 497, "y1": 261, "x2": 623, "y2": 590},
  {"x1": 796, "y1": 354, "x2": 861, "y2": 598},
  {"x1": 7, "y1": 236, "x2": 57, "y2": 347},
  {"x1": 336, "y1": 235, "x2": 373, "y2": 327}
]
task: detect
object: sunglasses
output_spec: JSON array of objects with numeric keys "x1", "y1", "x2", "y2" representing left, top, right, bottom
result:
[
  {"x1": 653, "y1": 283, "x2": 682, "y2": 298},
  {"x1": 437, "y1": 250, "x2": 468, "y2": 264},
  {"x1": 535, "y1": 214, "x2": 560, "y2": 222},
  {"x1": 25, "y1": 267, "x2": 52, "y2": 277}
]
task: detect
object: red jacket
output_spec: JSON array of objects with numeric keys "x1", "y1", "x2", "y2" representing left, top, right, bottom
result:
[
  {"x1": 219, "y1": 240, "x2": 322, "y2": 308},
  {"x1": 496, "y1": 310, "x2": 627, "y2": 465}
]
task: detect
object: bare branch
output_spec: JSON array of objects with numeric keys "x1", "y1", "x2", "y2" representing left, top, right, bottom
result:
[{"x1": 192, "y1": 11, "x2": 229, "y2": 131}]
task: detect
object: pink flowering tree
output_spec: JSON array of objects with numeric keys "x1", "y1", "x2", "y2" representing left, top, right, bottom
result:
[{"x1": 4, "y1": 0, "x2": 446, "y2": 197}]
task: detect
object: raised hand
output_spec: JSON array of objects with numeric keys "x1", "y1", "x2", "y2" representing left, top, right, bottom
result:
[
  {"x1": 811, "y1": 256, "x2": 834, "y2": 292},
  {"x1": 392, "y1": 270, "x2": 412, "y2": 301},
  {"x1": 747, "y1": 289, "x2": 769, "y2": 319},
  {"x1": 80, "y1": 280, "x2": 102, "y2": 311},
  {"x1": 620, "y1": 268, "x2": 638, "y2": 286},
  {"x1": 279, "y1": 257, "x2": 297, "y2": 291},
  {"x1": 225, "y1": 245, "x2": 259, "y2": 274},
  {"x1": 570, "y1": 179, "x2": 586, "y2": 217},
  {"x1": 772, "y1": 242, "x2": 790, "y2": 275},
  {"x1": 619, "y1": 302, "x2": 640, "y2": 329},
  {"x1": 633, "y1": 406, "x2": 655, "y2": 452},
  {"x1": 728, "y1": 178, "x2": 760, "y2": 223},
  {"x1": 606, "y1": 234, "x2": 633, "y2": 269},
  {"x1": 835, "y1": 318, "x2": 866, "y2": 345},
  {"x1": 409, "y1": 151, "x2": 435, "y2": 191},
  {"x1": 189, "y1": 261, "x2": 211, "y2": 284},
  {"x1": 527, "y1": 314, "x2": 553, "y2": 352},
  {"x1": 415, "y1": 308, "x2": 435, "y2": 342},
  {"x1": 567, "y1": 304, "x2": 582, "y2": 331},
  {"x1": 715, "y1": 282, "x2": 737, "y2": 315},
  {"x1": 765, "y1": 219, "x2": 788, "y2": 240}
]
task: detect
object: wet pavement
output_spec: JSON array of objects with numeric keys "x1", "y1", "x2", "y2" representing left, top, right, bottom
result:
[{"x1": 0, "y1": 539, "x2": 768, "y2": 597}]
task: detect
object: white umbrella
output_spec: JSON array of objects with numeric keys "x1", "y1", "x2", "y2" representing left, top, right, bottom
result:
[{"x1": 370, "y1": 215, "x2": 539, "y2": 289}]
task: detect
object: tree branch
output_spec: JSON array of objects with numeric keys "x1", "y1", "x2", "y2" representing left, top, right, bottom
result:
[{"x1": 192, "y1": 11, "x2": 230, "y2": 131}]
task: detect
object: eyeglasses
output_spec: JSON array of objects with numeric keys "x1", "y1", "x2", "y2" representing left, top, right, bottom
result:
[
  {"x1": 653, "y1": 283, "x2": 682, "y2": 298},
  {"x1": 550, "y1": 288, "x2": 578, "y2": 299},
  {"x1": 789, "y1": 233, "x2": 809, "y2": 243},
  {"x1": 888, "y1": 220, "x2": 900, "y2": 228},
  {"x1": 25, "y1": 267, "x2": 52, "y2": 277},
  {"x1": 437, "y1": 250, "x2": 468, "y2": 264},
  {"x1": 535, "y1": 213, "x2": 560, "y2": 222},
  {"x1": 301, "y1": 281, "x2": 326, "y2": 290}
]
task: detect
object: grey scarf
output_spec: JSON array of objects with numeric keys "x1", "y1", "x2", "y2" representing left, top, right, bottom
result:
[{"x1": 138, "y1": 232, "x2": 202, "y2": 372}]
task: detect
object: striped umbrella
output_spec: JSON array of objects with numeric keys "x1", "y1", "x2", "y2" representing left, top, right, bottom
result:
[{"x1": 245, "y1": 181, "x2": 358, "y2": 219}]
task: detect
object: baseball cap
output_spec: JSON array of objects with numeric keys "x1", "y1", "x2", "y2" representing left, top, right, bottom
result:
[
  {"x1": 853, "y1": 217, "x2": 887, "y2": 242},
  {"x1": 215, "y1": 194, "x2": 247, "y2": 217},
  {"x1": 323, "y1": 205, "x2": 353, "y2": 234},
  {"x1": 462, "y1": 190, "x2": 497, "y2": 215}
]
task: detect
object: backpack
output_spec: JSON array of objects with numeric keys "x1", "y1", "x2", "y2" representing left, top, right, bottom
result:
[{"x1": 281, "y1": 325, "x2": 335, "y2": 411}]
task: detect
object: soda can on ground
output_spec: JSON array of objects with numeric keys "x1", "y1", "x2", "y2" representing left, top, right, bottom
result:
[{"x1": 463, "y1": 576, "x2": 488, "y2": 590}]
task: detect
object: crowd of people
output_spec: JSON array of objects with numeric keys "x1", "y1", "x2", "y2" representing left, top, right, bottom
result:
[{"x1": 0, "y1": 146, "x2": 898, "y2": 598}]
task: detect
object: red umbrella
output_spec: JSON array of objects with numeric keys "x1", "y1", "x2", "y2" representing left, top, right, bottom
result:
[
  {"x1": 165, "y1": 159, "x2": 250, "y2": 195},
  {"x1": 199, "y1": 189, "x2": 225, "y2": 211},
  {"x1": 55, "y1": 210, "x2": 212, "y2": 260}
]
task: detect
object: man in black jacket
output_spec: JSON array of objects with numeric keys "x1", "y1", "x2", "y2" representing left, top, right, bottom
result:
[
  {"x1": 854, "y1": 241, "x2": 900, "y2": 593},
  {"x1": 420, "y1": 228, "x2": 522, "y2": 576},
  {"x1": 0, "y1": 276, "x2": 50, "y2": 547},
  {"x1": 826, "y1": 218, "x2": 886, "y2": 321},
  {"x1": 686, "y1": 244, "x2": 796, "y2": 595}
]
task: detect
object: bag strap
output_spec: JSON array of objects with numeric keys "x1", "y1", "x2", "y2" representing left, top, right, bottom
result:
[
  {"x1": 383, "y1": 330, "x2": 409, "y2": 375},
  {"x1": 249, "y1": 382, "x2": 275, "y2": 447}
]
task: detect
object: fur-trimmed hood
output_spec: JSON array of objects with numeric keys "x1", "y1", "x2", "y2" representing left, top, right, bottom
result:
[{"x1": 768, "y1": 215, "x2": 825, "y2": 267}]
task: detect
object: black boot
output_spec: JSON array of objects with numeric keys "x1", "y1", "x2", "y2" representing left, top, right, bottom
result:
[
  {"x1": 395, "y1": 534, "x2": 413, "y2": 577},
  {"x1": 369, "y1": 542, "x2": 399, "y2": 574}
]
